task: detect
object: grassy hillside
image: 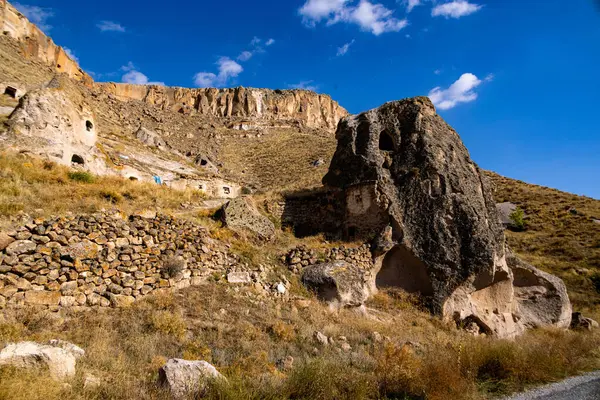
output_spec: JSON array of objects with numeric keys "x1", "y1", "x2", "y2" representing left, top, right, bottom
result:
[{"x1": 487, "y1": 172, "x2": 600, "y2": 314}]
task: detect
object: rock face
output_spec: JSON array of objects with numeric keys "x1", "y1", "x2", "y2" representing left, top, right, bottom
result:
[
  {"x1": 0, "y1": 1, "x2": 92, "y2": 84},
  {"x1": 158, "y1": 359, "x2": 224, "y2": 399},
  {"x1": 302, "y1": 261, "x2": 370, "y2": 308},
  {"x1": 4, "y1": 88, "x2": 110, "y2": 174},
  {"x1": 136, "y1": 127, "x2": 166, "y2": 149},
  {"x1": 0, "y1": 341, "x2": 83, "y2": 379},
  {"x1": 222, "y1": 197, "x2": 276, "y2": 240},
  {"x1": 96, "y1": 84, "x2": 347, "y2": 132},
  {"x1": 323, "y1": 97, "x2": 572, "y2": 338}
]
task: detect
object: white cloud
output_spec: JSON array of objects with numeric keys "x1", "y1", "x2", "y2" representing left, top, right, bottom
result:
[
  {"x1": 406, "y1": 0, "x2": 421, "y2": 12},
  {"x1": 194, "y1": 57, "x2": 243, "y2": 88},
  {"x1": 121, "y1": 62, "x2": 164, "y2": 85},
  {"x1": 289, "y1": 80, "x2": 320, "y2": 91},
  {"x1": 13, "y1": 3, "x2": 53, "y2": 32},
  {"x1": 428, "y1": 73, "x2": 488, "y2": 110},
  {"x1": 237, "y1": 51, "x2": 253, "y2": 62},
  {"x1": 431, "y1": 1, "x2": 482, "y2": 18},
  {"x1": 299, "y1": 0, "x2": 407, "y2": 35},
  {"x1": 337, "y1": 39, "x2": 355, "y2": 56},
  {"x1": 266, "y1": 38, "x2": 275, "y2": 46},
  {"x1": 434, "y1": 69, "x2": 441, "y2": 75},
  {"x1": 97, "y1": 20, "x2": 126, "y2": 32},
  {"x1": 64, "y1": 47, "x2": 79, "y2": 63},
  {"x1": 250, "y1": 36, "x2": 262, "y2": 46}
]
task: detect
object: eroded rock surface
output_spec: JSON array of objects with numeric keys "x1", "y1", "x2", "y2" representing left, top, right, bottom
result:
[
  {"x1": 322, "y1": 97, "x2": 572, "y2": 338},
  {"x1": 302, "y1": 261, "x2": 370, "y2": 308},
  {"x1": 0, "y1": 340, "x2": 83, "y2": 380},
  {"x1": 158, "y1": 359, "x2": 224, "y2": 399},
  {"x1": 222, "y1": 197, "x2": 275, "y2": 240}
]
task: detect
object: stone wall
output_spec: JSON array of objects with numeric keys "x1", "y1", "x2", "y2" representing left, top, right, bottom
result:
[
  {"x1": 0, "y1": 212, "x2": 239, "y2": 309},
  {"x1": 284, "y1": 245, "x2": 373, "y2": 274},
  {"x1": 0, "y1": 0, "x2": 92, "y2": 85},
  {"x1": 95, "y1": 84, "x2": 348, "y2": 132},
  {"x1": 268, "y1": 189, "x2": 345, "y2": 239}
]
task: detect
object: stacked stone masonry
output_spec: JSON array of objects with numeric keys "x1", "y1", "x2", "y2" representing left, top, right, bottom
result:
[
  {"x1": 285, "y1": 245, "x2": 373, "y2": 274},
  {"x1": 0, "y1": 212, "x2": 239, "y2": 309}
]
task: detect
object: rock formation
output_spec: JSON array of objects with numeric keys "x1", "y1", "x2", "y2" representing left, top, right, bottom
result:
[
  {"x1": 4, "y1": 87, "x2": 110, "y2": 174},
  {"x1": 221, "y1": 197, "x2": 276, "y2": 240},
  {"x1": 322, "y1": 97, "x2": 572, "y2": 338},
  {"x1": 158, "y1": 359, "x2": 224, "y2": 399},
  {"x1": 0, "y1": 0, "x2": 92, "y2": 85},
  {"x1": 0, "y1": 340, "x2": 84, "y2": 380},
  {"x1": 95, "y1": 84, "x2": 347, "y2": 132}
]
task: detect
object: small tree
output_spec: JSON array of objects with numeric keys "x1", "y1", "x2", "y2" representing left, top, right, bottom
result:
[{"x1": 509, "y1": 207, "x2": 526, "y2": 231}]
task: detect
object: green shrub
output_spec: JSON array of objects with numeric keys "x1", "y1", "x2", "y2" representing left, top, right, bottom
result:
[
  {"x1": 68, "y1": 171, "x2": 95, "y2": 183},
  {"x1": 509, "y1": 208, "x2": 526, "y2": 231}
]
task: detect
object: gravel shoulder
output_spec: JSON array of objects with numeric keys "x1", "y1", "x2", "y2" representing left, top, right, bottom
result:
[{"x1": 504, "y1": 371, "x2": 600, "y2": 400}]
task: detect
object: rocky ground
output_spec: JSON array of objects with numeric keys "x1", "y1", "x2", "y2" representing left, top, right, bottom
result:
[{"x1": 2, "y1": 2, "x2": 600, "y2": 398}]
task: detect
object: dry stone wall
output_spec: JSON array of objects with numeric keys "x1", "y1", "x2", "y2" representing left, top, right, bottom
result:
[
  {"x1": 284, "y1": 245, "x2": 373, "y2": 274},
  {"x1": 0, "y1": 212, "x2": 239, "y2": 309}
]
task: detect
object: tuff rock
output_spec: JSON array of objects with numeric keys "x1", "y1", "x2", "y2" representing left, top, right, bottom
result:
[
  {"x1": 222, "y1": 197, "x2": 275, "y2": 240},
  {"x1": 302, "y1": 261, "x2": 370, "y2": 308},
  {"x1": 158, "y1": 358, "x2": 224, "y2": 399},
  {"x1": 0, "y1": 341, "x2": 83, "y2": 380},
  {"x1": 322, "y1": 97, "x2": 572, "y2": 338}
]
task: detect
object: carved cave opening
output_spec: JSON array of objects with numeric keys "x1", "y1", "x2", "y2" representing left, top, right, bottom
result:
[
  {"x1": 86, "y1": 120, "x2": 94, "y2": 131},
  {"x1": 376, "y1": 245, "x2": 434, "y2": 296},
  {"x1": 3, "y1": 86, "x2": 17, "y2": 98},
  {"x1": 379, "y1": 130, "x2": 395, "y2": 152},
  {"x1": 71, "y1": 154, "x2": 85, "y2": 165}
]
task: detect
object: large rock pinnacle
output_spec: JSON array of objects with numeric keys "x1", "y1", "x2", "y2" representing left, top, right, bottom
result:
[{"x1": 323, "y1": 97, "x2": 571, "y2": 338}]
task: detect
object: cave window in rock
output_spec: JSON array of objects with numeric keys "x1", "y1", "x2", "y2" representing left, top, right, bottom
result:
[
  {"x1": 223, "y1": 186, "x2": 231, "y2": 195},
  {"x1": 347, "y1": 226, "x2": 357, "y2": 240},
  {"x1": 129, "y1": 176, "x2": 138, "y2": 181},
  {"x1": 3, "y1": 86, "x2": 17, "y2": 98},
  {"x1": 200, "y1": 159, "x2": 208, "y2": 166},
  {"x1": 198, "y1": 184, "x2": 204, "y2": 190},
  {"x1": 71, "y1": 154, "x2": 85, "y2": 165},
  {"x1": 376, "y1": 245, "x2": 434, "y2": 296},
  {"x1": 85, "y1": 120, "x2": 94, "y2": 132},
  {"x1": 379, "y1": 130, "x2": 395, "y2": 152}
]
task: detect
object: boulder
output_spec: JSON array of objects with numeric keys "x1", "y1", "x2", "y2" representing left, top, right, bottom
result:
[
  {"x1": 222, "y1": 197, "x2": 275, "y2": 240},
  {"x1": 136, "y1": 127, "x2": 167, "y2": 149},
  {"x1": 158, "y1": 359, "x2": 224, "y2": 399},
  {"x1": 0, "y1": 341, "x2": 80, "y2": 379},
  {"x1": 322, "y1": 97, "x2": 572, "y2": 338},
  {"x1": 302, "y1": 261, "x2": 369, "y2": 308},
  {"x1": 570, "y1": 312, "x2": 599, "y2": 331}
]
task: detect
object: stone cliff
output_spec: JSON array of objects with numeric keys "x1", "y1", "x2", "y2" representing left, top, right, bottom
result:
[
  {"x1": 321, "y1": 97, "x2": 572, "y2": 338},
  {"x1": 95, "y1": 84, "x2": 347, "y2": 131},
  {"x1": 0, "y1": 0, "x2": 92, "y2": 85},
  {"x1": 0, "y1": 0, "x2": 346, "y2": 133}
]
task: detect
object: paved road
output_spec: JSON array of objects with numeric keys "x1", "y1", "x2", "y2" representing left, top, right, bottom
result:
[{"x1": 505, "y1": 371, "x2": 600, "y2": 400}]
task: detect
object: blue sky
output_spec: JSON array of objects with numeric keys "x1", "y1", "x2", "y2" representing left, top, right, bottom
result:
[{"x1": 13, "y1": 0, "x2": 600, "y2": 199}]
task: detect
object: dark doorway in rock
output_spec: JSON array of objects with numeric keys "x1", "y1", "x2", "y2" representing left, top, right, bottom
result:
[
  {"x1": 3, "y1": 86, "x2": 17, "y2": 98},
  {"x1": 347, "y1": 226, "x2": 357, "y2": 240},
  {"x1": 379, "y1": 130, "x2": 395, "y2": 152},
  {"x1": 71, "y1": 154, "x2": 85, "y2": 165},
  {"x1": 129, "y1": 176, "x2": 138, "y2": 181},
  {"x1": 223, "y1": 186, "x2": 231, "y2": 195},
  {"x1": 200, "y1": 159, "x2": 208, "y2": 166},
  {"x1": 376, "y1": 245, "x2": 433, "y2": 296},
  {"x1": 86, "y1": 120, "x2": 93, "y2": 131}
]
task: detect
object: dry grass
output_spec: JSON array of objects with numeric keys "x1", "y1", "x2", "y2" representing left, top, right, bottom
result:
[
  {"x1": 219, "y1": 129, "x2": 336, "y2": 192},
  {"x1": 0, "y1": 152, "x2": 205, "y2": 229},
  {"x1": 1, "y1": 286, "x2": 599, "y2": 400},
  {"x1": 487, "y1": 172, "x2": 600, "y2": 316}
]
